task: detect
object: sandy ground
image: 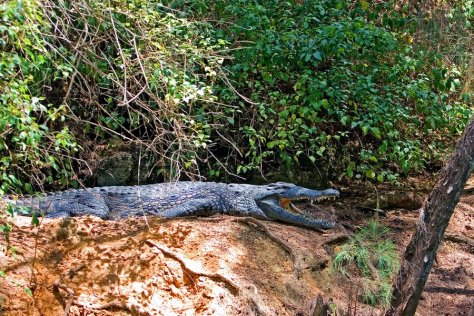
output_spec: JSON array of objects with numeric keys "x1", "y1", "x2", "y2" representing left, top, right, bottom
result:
[{"x1": 0, "y1": 187, "x2": 472, "y2": 315}]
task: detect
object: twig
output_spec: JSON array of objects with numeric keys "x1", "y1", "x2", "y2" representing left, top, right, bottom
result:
[
  {"x1": 108, "y1": 9, "x2": 128, "y2": 105},
  {"x1": 218, "y1": 66, "x2": 258, "y2": 105},
  {"x1": 444, "y1": 233, "x2": 474, "y2": 249},
  {"x1": 29, "y1": 210, "x2": 47, "y2": 296},
  {"x1": 117, "y1": 35, "x2": 148, "y2": 106},
  {"x1": 53, "y1": 280, "x2": 75, "y2": 316},
  {"x1": 145, "y1": 239, "x2": 270, "y2": 315},
  {"x1": 233, "y1": 217, "x2": 303, "y2": 278},
  {"x1": 145, "y1": 240, "x2": 239, "y2": 293}
]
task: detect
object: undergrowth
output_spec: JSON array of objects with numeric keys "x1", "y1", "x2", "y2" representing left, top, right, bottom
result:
[
  {"x1": 0, "y1": 0, "x2": 79, "y2": 194},
  {"x1": 167, "y1": 0, "x2": 472, "y2": 181},
  {"x1": 1, "y1": 0, "x2": 472, "y2": 191},
  {"x1": 333, "y1": 220, "x2": 400, "y2": 308}
]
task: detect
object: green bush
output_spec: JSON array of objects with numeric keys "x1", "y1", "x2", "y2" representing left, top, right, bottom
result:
[
  {"x1": 1, "y1": 0, "x2": 234, "y2": 189},
  {"x1": 38, "y1": 0, "x2": 234, "y2": 181},
  {"x1": 0, "y1": 0, "x2": 78, "y2": 194},
  {"x1": 1, "y1": 0, "x2": 472, "y2": 190},
  {"x1": 169, "y1": 0, "x2": 472, "y2": 181},
  {"x1": 333, "y1": 220, "x2": 400, "y2": 307}
]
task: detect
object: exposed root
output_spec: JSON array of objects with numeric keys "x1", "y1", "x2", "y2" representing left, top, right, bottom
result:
[
  {"x1": 73, "y1": 300, "x2": 136, "y2": 315},
  {"x1": 145, "y1": 239, "x2": 271, "y2": 315},
  {"x1": 52, "y1": 280, "x2": 75, "y2": 316},
  {"x1": 145, "y1": 239, "x2": 239, "y2": 294},
  {"x1": 323, "y1": 233, "x2": 352, "y2": 246},
  {"x1": 424, "y1": 286, "x2": 474, "y2": 295},
  {"x1": 445, "y1": 233, "x2": 474, "y2": 250},
  {"x1": 65, "y1": 264, "x2": 87, "y2": 279},
  {"x1": 321, "y1": 233, "x2": 352, "y2": 257},
  {"x1": 242, "y1": 284, "x2": 272, "y2": 316},
  {"x1": 233, "y1": 217, "x2": 303, "y2": 278}
]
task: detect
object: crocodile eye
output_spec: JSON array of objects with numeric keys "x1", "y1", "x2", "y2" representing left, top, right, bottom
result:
[
  {"x1": 268, "y1": 182, "x2": 292, "y2": 190},
  {"x1": 227, "y1": 184, "x2": 241, "y2": 194}
]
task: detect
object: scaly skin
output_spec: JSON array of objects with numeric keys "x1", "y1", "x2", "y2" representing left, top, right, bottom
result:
[{"x1": 8, "y1": 182, "x2": 339, "y2": 230}]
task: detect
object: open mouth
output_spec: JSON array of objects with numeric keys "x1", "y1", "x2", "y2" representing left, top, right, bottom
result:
[
  {"x1": 279, "y1": 195, "x2": 338, "y2": 215},
  {"x1": 255, "y1": 187, "x2": 339, "y2": 230}
]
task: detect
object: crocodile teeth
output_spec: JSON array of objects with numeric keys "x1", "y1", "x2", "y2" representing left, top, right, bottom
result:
[{"x1": 289, "y1": 203, "x2": 306, "y2": 215}]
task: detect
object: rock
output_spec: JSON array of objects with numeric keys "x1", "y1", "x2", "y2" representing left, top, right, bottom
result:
[{"x1": 96, "y1": 151, "x2": 133, "y2": 186}]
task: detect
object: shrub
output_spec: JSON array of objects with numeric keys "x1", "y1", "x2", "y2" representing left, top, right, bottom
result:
[
  {"x1": 333, "y1": 220, "x2": 400, "y2": 307},
  {"x1": 168, "y1": 0, "x2": 472, "y2": 181},
  {"x1": 1, "y1": 0, "x2": 472, "y2": 189},
  {"x1": 0, "y1": 0, "x2": 78, "y2": 194}
]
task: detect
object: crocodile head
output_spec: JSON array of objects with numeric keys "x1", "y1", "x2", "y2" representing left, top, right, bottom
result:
[
  {"x1": 253, "y1": 182, "x2": 340, "y2": 230},
  {"x1": 224, "y1": 181, "x2": 339, "y2": 230}
]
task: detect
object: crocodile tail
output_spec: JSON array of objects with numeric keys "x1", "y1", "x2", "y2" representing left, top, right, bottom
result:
[{"x1": 3, "y1": 194, "x2": 51, "y2": 216}]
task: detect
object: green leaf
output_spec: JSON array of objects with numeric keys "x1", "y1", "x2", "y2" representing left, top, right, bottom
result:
[
  {"x1": 6, "y1": 204, "x2": 14, "y2": 216},
  {"x1": 365, "y1": 169, "x2": 376, "y2": 179},
  {"x1": 377, "y1": 174, "x2": 384, "y2": 182},
  {"x1": 362, "y1": 125, "x2": 370, "y2": 135},
  {"x1": 31, "y1": 213, "x2": 40, "y2": 226},
  {"x1": 24, "y1": 287, "x2": 33, "y2": 297},
  {"x1": 370, "y1": 127, "x2": 381, "y2": 139},
  {"x1": 313, "y1": 51, "x2": 322, "y2": 60},
  {"x1": 347, "y1": 161, "x2": 355, "y2": 177},
  {"x1": 321, "y1": 99, "x2": 329, "y2": 109},
  {"x1": 361, "y1": 0, "x2": 369, "y2": 10}
]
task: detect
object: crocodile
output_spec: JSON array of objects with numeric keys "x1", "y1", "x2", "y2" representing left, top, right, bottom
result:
[{"x1": 8, "y1": 182, "x2": 340, "y2": 230}]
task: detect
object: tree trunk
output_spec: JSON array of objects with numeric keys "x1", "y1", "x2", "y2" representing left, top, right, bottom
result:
[{"x1": 385, "y1": 114, "x2": 474, "y2": 316}]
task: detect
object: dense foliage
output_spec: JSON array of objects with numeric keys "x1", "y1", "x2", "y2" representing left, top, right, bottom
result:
[
  {"x1": 0, "y1": 0, "x2": 472, "y2": 192},
  {"x1": 0, "y1": 0, "x2": 79, "y2": 194},
  {"x1": 194, "y1": 0, "x2": 472, "y2": 181}
]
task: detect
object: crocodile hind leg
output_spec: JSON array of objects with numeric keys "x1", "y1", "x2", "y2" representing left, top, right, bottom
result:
[
  {"x1": 45, "y1": 203, "x2": 110, "y2": 219},
  {"x1": 116, "y1": 198, "x2": 218, "y2": 219},
  {"x1": 40, "y1": 191, "x2": 110, "y2": 219}
]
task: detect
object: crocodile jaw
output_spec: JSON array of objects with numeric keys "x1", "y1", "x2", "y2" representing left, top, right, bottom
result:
[
  {"x1": 256, "y1": 187, "x2": 339, "y2": 230},
  {"x1": 256, "y1": 198, "x2": 335, "y2": 230}
]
